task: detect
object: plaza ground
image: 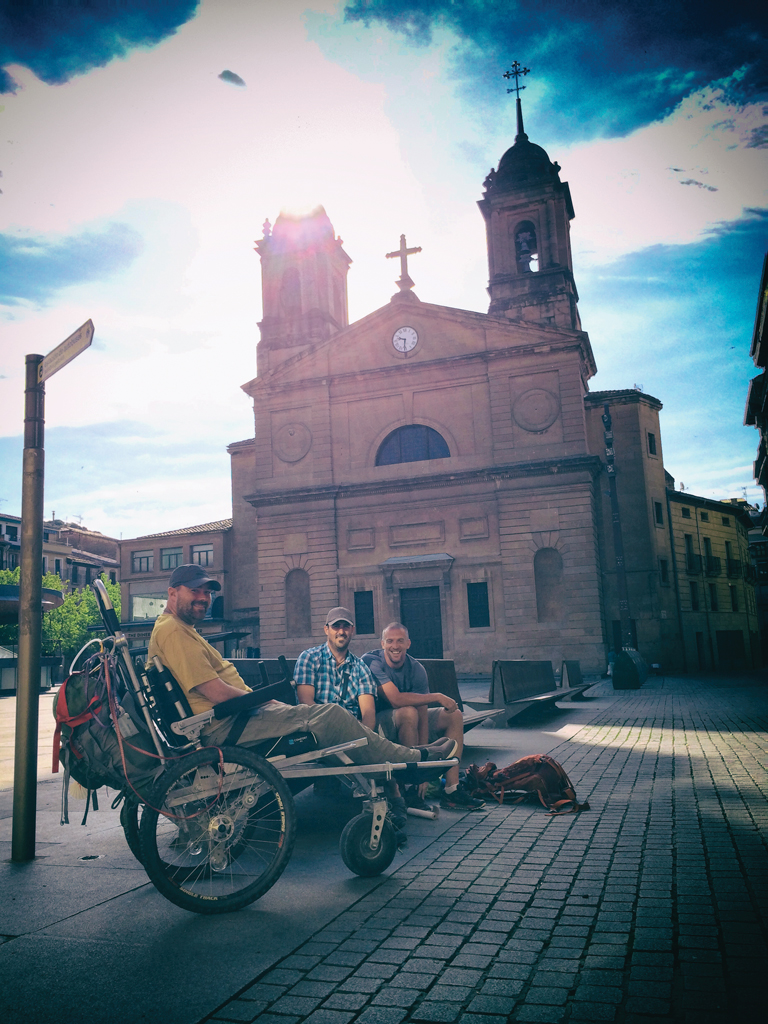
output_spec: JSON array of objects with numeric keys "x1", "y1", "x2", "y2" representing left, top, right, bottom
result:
[{"x1": 1, "y1": 673, "x2": 766, "y2": 1024}]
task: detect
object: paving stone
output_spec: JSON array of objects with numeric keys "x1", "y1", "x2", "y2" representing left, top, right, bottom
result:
[
  {"x1": 410, "y1": 1000, "x2": 462, "y2": 1021},
  {"x1": 307, "y1": 966, "x2": 353, "y2": 983},
  {"x1": 523, "y1": 987, "x2": 569, "y2": 1005},
  {"x1": 466, "y1": 994, "x2": 517, "y2": 1014},
  {"x1": 355, "y1": 1008, "x2": 407, "y2": 1024},
  {"x1": 321, "y1": 993, "x2": 370, "y2": 1011},
  {"x1": 262, "y1": 969, "x2": 306, "y2": 986},
  {"x1": 514, "y1": 1005, "x2": 566, "y2": 1021},
  {"x1": 371, "y1": 988, "x2": 421, "y2": 1007},
  {"x1": 624, "y1": 996, "x2": 671, "y2": 1015},
  {"x1": 269, "y1": 994, "x2": 325, "y2": 1015},
  {"x1": 239, "y1": 982, "x2": 286, "y2": 1002},
  {"x1": 288, "y1": 980, "x2": 337, "y2": 998},
  {"x1": 303, "y1": 1010, "x2": 355, "y2": 1024},
  {"x1": 573, "y1": 985, "x2": 623, "y2": 1004},
  {"x1": 569, "y1": 1005, "x2": 617, "y2": 1021}
]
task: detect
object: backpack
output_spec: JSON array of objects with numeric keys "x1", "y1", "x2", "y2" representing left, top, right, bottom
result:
[
  {"x1": 465, "y1": 754, "x2": 590, "y2": 814},
  {"x1": 52, "y1": 654, "x2": 161, "y2": 823}
]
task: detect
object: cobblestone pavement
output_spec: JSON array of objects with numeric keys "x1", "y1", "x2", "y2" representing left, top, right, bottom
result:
[{"x1": 200, "y1": 676, "x2": 768, "y2": 1024}]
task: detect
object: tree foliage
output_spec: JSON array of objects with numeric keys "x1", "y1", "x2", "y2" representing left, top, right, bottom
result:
[{"x1": 0, "y1": 568, "x2": 121, "y2": 663}]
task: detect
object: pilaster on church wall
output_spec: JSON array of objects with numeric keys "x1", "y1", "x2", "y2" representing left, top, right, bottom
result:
[
  {"x1": 257, "y1": 503, "x2": 340, "y2": 657},
  {"x1": 496, "y1": 477, "x2": 604, "y2": 672}
]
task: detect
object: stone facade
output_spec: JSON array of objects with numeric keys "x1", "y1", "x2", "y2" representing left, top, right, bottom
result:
[{"x1": 213, "y1": 123, "x2": 759, "y2": 675}]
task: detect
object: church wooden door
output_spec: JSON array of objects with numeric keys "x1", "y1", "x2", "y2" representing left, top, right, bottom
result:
[{"x1": 399, "y1": 586, "x2": 443, "y2": 659}]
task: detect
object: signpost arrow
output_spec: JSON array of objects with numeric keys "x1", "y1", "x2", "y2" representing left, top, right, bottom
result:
[{"x1": 38, "y1": 319, "x2": 94, "y2": 383}]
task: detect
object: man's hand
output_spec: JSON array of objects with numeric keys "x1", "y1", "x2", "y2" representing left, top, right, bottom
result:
[{"x1": 436, "y1": 693, "x2": 458, "y2": 714}]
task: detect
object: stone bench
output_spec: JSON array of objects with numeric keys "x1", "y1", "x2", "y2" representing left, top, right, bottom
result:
[
  {"x1": 463, "y1": 659, "x2": 592, "y2": 726},
  {"x1": 419, "y1": 659, "x2": 506, "y2": 731}
]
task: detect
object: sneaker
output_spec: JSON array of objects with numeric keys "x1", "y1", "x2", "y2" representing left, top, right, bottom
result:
[
  {"x1": 420, "y1": 737, "x2": 459, "y2": 762},
  {"x1": 404, "y1": 787, "x2": 436, "y2": 812},
  {"x1": 440, "y1": 786, "x2": 486, "y2": 811}
]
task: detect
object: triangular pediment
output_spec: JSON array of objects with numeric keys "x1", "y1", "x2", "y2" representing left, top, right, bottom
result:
[{"x1": 242, "y1": 297, "x2": 592, "y2": 396}]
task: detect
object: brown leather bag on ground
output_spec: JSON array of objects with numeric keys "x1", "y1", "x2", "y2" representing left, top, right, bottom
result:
[{"x1": 466, "y1": 754, "x2": 590, "y2": 814}]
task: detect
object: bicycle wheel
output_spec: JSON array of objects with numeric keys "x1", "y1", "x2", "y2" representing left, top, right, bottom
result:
[
  {"x1": 139, "y1": 746, "x2": 296, "y2": 914},
  {"x1": 340, "y1": 812, "x2": 397, "y2": 877},
  {"x1": 120, "y1": 796, "x2": 143, "y2": 865}
]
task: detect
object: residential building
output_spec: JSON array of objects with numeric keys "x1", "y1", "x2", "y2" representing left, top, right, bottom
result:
[
  {"x1": 118, "y1": 520, "x2": 233, "y2": 645},
  {"x1": 0, "y1": 512, "x2": 119, "y2": 587}
]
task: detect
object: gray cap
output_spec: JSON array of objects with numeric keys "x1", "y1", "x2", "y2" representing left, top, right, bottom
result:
[
  {"x1": 325, "y1": 606, "x2": 354, "y2": 626},
  {"x1": 168, "y1": 564, "x2": 222, "y2": 591}
]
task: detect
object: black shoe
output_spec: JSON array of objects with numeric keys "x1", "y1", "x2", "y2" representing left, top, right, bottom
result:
[{"x1": 440, "y1": 786, "x2": 486, "y2": 811}]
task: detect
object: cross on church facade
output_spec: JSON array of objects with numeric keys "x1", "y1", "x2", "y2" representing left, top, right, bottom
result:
[{"x1": 386, "y1": 234, "x2": 422, "y2": 292}]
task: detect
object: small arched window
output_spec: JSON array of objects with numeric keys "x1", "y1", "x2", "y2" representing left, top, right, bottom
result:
[
  {"x1": 280, "y1": 266, "x2": 301, "y2": 310},
  {"x1": 285, "y1": 568, "x2": 311, "y2": 637},
  {"x1": 534, "y1": 547, "x2": 563, "y2": 622},
  {"x1": 376, "y1": 425, "x2": 450, "y2": 466},
  {"x1": 514, "y1": 220, "x2": 539, "y2": 273}
]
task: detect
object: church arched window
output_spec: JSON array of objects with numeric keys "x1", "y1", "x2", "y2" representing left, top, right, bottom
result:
[
  {"x1": 280, "y1": 266, "x2": 301, "y2": 310},
  {"x1": 514, "y1": 220, "x2": 539, "y2": 273},
  {"x1": 534, "y1": 547, "x2": 563, "y2": 622},
  {"x1": 285, "y1": 568, "x2": 311, "y2": 636},
  {"x1": 376, "y1": 425, "x2": 450, "y2": 466}
]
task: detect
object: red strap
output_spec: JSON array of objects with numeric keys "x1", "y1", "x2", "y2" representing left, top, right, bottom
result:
[{"x1": 52, "y1": 674, "x2": 101, "y2": 772}]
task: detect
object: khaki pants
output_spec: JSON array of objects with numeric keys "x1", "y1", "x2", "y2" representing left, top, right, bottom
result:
[{"x1": 202, "y1": 701, "x2": 421, "y2": 765}]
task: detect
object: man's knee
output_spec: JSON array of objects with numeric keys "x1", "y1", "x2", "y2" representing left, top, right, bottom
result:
[{"x1": 395, "y1": 706, "x2": 419, "y2": 729}]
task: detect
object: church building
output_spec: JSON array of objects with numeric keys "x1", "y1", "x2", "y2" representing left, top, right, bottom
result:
[{"x1": 224, "y1": 100, "x2": 690, "y2": 676}]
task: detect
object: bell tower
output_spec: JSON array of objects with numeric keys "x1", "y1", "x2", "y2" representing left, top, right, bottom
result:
[
  {"x1": 478, "y1": 66, "x2": 580, "y2": 331},
  {"x1": 255, "y1": 206, "x2": 351, "y2": 372}
]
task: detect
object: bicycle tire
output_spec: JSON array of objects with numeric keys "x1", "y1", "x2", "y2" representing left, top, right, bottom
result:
[
  {"x1": 139, "y1": 746, "x2": 296, "y2": 914},
  {"x1": 120, "y1": 796, "x2": 143, "y2": 865}
]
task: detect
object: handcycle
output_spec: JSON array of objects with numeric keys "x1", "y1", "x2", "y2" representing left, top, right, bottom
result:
[{"x1": 60, "y1": 581, "x2": 456, "y2": 915}]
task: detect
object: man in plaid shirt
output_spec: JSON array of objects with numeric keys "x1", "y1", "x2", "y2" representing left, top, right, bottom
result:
[{"x1": 295, "y1": 606, "x2": 377, "y2": 728}]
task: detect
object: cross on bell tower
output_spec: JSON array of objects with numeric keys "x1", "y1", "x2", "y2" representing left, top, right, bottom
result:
[{"x1": 477, "y1": 62, "x2": 581, "y2": 331}]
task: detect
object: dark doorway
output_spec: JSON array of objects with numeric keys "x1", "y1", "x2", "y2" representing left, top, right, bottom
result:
[
  {"x1": 399, "y1": 586, "x2": 443, "y2": 659},
  {"x1": 716, "y1": 630, "x2": 746, "y2": 670}
]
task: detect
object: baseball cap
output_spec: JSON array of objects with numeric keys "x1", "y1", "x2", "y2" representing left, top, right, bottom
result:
[
  {"x1": 168, "y1": 564, "x2": 222, "y2": 591},
  {"x1": 325, "y1": 606, "x2": 354, "y2": 626}
]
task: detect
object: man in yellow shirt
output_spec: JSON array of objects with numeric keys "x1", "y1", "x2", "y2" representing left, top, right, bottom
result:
[{"x1": 147, "y1": 565, "x2": 457, "y2": 766}]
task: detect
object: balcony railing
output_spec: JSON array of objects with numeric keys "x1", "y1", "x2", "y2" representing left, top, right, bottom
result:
[
  {"x1": 686, "y1": 553, "x2": 702, "y2": 574},
  {"x1": 704, "y1": 555, "x2": 721, "y2": 576},
  {"x1": 726, "y1": 558, "x2": 742, "y2": 578}
]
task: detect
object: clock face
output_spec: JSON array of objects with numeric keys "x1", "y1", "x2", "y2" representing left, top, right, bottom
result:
[{"x1": 392, "y1": 326, "x2": 418, "y2": 353}]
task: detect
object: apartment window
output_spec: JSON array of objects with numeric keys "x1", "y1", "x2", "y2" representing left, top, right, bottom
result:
[
  {"x1": 690, "y1": 581, "x2": 700, "y2": 611},
  {"x1": 722, "y1": 517, "x2": 730, "y2": 526},
  {"x1": 681, "y1": 507, "x2": 691, "y2": 519},
  {"x1": 467, "y1": 581, "x2": 491, "y2": 628},
  {"x1": 709, "y1": 583, "x2": 718, "y2": 611},
  {"x1": 160, "y1": 546, "x2": 183, "y2": 571},
  {"x1": 54, "y1": 558, "x2": 62, "y2": 576},
  {"x1": 6, "y1": 525, "x2": 18, "y2": 541},
  {"x1": 647, "y1": 432, "x2": 657, "y2": 456},
  {"x1": 109, "y1": 571, "x2": 117, "y2": 584},
  {"x1": 43, "y1": 532, "x2": 49, "y2": 542},
  {"x1": 191, "y1": 544, "x2": 214, "y2": 567},
  {"x1": 42, "y1": 556, "x2": 48, "y2": 574},
  {"x1": 132, "y1": 550, "x2": 153, "y2": 573},
  {"x1": 700, "y1": 511, "x2": 709, "y2": 522},
  {"x1": 659, "y1": 558, "x2": 669, "y2": 585},
  {"x1": 85, "y1": 567, "x2": 91, "y2": 586},
  {"x1": 71, "y1": 565, "x2": 78, "y2": 586},
  {"x1": 354, "y1": 591, "x2": 375, "y2": 635},
  {"x1": 730, "y1": 586, "x2": 738, "y2": 612},
  {"x1": 654, "y1": 501, "x2": 663, "y2": 526}
]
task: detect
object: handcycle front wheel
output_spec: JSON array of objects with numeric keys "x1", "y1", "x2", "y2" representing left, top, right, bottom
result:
[
  {"x1": 139, "y1": 746, "x2": 296, "y2": 914},
  {"x1": 340, "y1": 812, "x2": 397, "y2": 877}
]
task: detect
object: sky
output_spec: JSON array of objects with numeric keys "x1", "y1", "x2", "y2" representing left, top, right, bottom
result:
[{"x1": 0, "y1": 0, "x2": 766, "y2": 540}]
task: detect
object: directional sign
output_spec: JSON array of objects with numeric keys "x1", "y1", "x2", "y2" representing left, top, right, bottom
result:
[{"x1": 38, "y1": 319, "x2": 94, "y2": 383}]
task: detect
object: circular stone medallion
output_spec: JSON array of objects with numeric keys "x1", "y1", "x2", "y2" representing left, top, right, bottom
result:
[
  {"x1": 274, "y1": 422, "x2": 312, "y2": 463},
  {"x1": 512, "y1": 389, "x2": 560, "y2": 433}
]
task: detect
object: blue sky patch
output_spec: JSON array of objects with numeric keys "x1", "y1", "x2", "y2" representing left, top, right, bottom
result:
[{"x1": 0, "y1": 223, "x2": 144, "y2": 305}]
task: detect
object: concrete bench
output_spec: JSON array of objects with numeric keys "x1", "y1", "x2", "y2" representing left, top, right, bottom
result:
[
  {"x1": 463, "y1": 660, "x2": 592, "y2": 725},
  {"x1": 419, "y1": 659, "x2": 506, "y2": 731}
]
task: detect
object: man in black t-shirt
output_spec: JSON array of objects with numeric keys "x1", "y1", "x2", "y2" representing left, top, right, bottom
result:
[{"x1": 364, "y1": 622, "x2": 484, "y2": 811}]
